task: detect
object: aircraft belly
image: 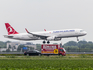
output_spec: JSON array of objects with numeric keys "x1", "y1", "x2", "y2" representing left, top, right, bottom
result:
[
  {"x1": 12, "y1": 37, "x2": 40, "y2": 41},
  {"x1": 10, "y1": 35, "x2": 41, "y2": 41}
]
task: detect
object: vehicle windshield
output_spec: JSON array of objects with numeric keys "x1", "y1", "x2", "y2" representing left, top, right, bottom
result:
[
  {"x1": 59, "y1": 48, "x2": 66, "y2": 52},
  {"x1": 63, "y1": 48, "x2": 66, "y2": 52},
  {"x1": 59, "y1": 49, "x2": 64, "y2": 52},
  {"x1": 34, "y1": 50, "x2": 40, "y2": 52},
  {"x1": 28, "y1": 50, "x2": 40, "y2": 52}
]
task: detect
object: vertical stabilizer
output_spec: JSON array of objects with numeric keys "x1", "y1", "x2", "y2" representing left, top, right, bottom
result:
[{"x1": 5, "y1": 23, "x2": 19, "y2": 35}]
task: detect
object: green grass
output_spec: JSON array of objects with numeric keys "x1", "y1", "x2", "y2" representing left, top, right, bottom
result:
[{"x1": 0, "y1": 55, "x2": 93, "y2": 70}]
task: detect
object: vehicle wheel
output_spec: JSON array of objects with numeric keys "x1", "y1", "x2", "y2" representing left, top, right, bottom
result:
[
  {"x1": 47, "y1": 55, "x2": 50, "y2": 56},
  {"x1": 43, "y1": 41, "x2": 46, "y2": 44},
  {"x1": 27, "y1": 54, "x2": 29, "y2": 56},
  {"x1": 38, "y1": 54, "x2": 41, "y2": 56},
  {"x1": 58, "y1": 54, "x2": 60, "y2": 56}
]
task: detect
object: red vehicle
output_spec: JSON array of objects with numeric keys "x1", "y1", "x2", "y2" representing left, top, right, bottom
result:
[{"x1": 41, "y1": 44, "x2": 66, "y2": 56}]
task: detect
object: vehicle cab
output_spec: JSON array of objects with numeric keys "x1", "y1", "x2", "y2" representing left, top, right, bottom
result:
[{"x1": 58, "y1": 47, "x2": 66, "y2": 56}]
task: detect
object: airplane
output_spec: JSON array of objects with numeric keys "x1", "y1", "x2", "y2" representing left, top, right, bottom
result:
[{"x1": 4, "y1": 23, "x2": 87, "y2": 43}]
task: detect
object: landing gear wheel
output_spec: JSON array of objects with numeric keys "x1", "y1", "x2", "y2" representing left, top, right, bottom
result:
[
  {"x1": 47, "y1": 41, "x2": 50, "y2": 44},
  {"x1": 43, "y1": 41, "x2": 46, "y2": 44}
]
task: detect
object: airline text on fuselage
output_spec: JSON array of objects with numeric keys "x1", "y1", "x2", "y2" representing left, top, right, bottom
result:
[{"x1": 53, "y1": 30, "x2": 75, "y2": 33}]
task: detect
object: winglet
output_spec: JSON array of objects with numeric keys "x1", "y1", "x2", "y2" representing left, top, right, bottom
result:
[
  {"x1": 44, "y1": 29, "x2": 46, "y2": 31},
  {"x1": 25, "y1": 28, "x2": 29, "y2": 33}
]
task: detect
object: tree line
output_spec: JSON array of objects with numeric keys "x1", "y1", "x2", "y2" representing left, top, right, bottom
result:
[{"x1": 63, "y1": 41, "x2": 93, "y2": 52}]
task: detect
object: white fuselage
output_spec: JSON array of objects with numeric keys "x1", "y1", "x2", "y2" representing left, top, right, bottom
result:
[{"x1": 4, "y1": 29, "x2": 87, "y2": 41}]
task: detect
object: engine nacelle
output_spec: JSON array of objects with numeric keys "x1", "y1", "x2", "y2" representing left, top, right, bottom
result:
[
  {"x1": 47, "y1": 36, "x2": 61, "y2": 41},
  {"x1": 54, "y1": 38, "x2": 61, "y2": 41}
]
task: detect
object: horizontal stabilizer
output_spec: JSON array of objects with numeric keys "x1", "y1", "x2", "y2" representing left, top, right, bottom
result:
[{"x1": 4, "y1": 35, "x2": 13, "y2": 38}]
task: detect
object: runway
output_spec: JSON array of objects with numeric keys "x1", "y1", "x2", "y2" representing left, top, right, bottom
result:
[{"x1": 0, "y1": 52, "x2": 93, "y2": 54}]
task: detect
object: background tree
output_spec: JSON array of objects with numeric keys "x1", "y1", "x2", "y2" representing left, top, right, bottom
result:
[
  {"x1": 9, "y1": 45, "x2": 11, "y2": 49},
  {"x1": 6, "y1": 48, "x2": 10, "y2": 52},
  {"x1": 78, "y1": 41, "x2": 87, "y2": 47},
  {"x1": 0, "y1": 41, "x2": 6, "y2": 48},
  {"x1": 63, "y1": 40, "x2": 93, "y2": 52},
  {"x1": 17, "y1": 45, "x2": 24, "y2": 52},
  {"x1": 64, "y1": 41, "x2": 78, "y2": 46},
  {"x1": 36, "y1": 44, "x2": 41, "y2": 51},
  {"x1": 13, "y1": 46, "x2": 16, "y2": 49}
]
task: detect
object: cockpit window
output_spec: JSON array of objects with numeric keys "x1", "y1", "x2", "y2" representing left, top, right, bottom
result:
[{"x1": 80, "y1": 30, "x2": 84, "y2": 32}]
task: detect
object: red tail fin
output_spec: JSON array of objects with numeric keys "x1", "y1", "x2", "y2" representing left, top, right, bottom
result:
[{"x1": 5, "y1": 23, "x2": 19, "y2": 35}]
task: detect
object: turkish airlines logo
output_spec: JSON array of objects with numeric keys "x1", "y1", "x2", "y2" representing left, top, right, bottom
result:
[
  {"x1": 8, "y1": 27, "x2": 12, "y2": 32},
  {"x1": 7, "y1": 26, "x2": 15, "y2": 34}
]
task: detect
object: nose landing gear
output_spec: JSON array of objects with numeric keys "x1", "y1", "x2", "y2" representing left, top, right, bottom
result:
[{"x1": 77, "y1": 37, "x2": 79, "y2": 41}]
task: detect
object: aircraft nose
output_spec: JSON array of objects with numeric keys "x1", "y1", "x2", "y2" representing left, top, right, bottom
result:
[{"x1": 84, "y1": 31, "x2": 87, "y2": 35}]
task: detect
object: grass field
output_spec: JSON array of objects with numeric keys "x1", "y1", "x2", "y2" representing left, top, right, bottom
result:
[{"x1": 0, "y1": 55, "x2": 93, "y2": 70}]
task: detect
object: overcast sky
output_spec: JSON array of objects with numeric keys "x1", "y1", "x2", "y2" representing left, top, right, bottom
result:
[{"x1": 0, "y1": 0, "x2": 93, "y2": 44}]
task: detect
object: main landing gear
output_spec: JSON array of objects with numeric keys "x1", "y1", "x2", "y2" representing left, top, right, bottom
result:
[{"x1": 43, "y1": 40, "x2": 50, "y2": 44}]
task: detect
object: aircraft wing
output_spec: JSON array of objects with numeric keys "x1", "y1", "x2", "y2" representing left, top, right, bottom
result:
[{"x1": 25, "y1": 28, "x2": 48, "y2": 39}]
